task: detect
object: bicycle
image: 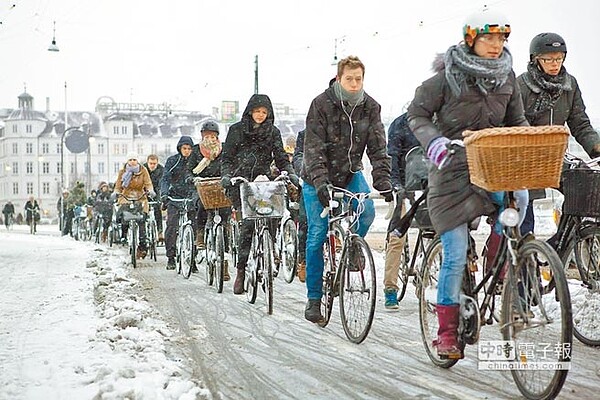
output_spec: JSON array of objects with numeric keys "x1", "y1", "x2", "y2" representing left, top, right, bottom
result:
[
  {"x1": 419, "y1": 134, "x2": 572, "y2": 400},
  {"x1": 549, "y1": 152, "x2": 600, "y2": 346},
  {"x1": 273, "y1": 174, "x2": 299, "y2": 284},
  {"x1": 195, "y1": 177, "x2": 232, "y2": 294},
  {"x1": 117, "y1": 193, "x2": 147, "y2": 268},
  {"x1": 4, "y1": 213, "x2": 14, "y2": 231},
  {"x1": 232, "y1": 175, "x2": 287, "y2": 315},
  {"x1": 146, "y1": 200, "x2": 159, "y2": 262},
  {"x1": 108, "y1": 203, "x2": 122, "y2": 247},
  {"x1": 318, "y1": 185, "x2": 378, "y2": 344},
  {"x1": 71, "y1": 205, "x2": 88, "y2": 241},
  {"x1": 168, "y1": 196, "x2": 197, "y2": 279},
  {"x1": 28, "y1": 209, "x2": 39, "y2": 235},
  {"x1": 92, "y1": 210, "x2": 108, "y2": 244}
]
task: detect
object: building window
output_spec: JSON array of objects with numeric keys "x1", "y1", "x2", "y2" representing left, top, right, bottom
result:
[
  {"x1": 114, "y1": 162, "x2": 121, "y2": 175},
  {"x1": 113, "y1": 126, "x2": 119, "y2": 135},
  {"x1": 97, "y1": 143, "x2": 105, "y2": 155},
  {"x1": 113, "y1": 144, "x2": 120, "y2": 155},
  {"x1": 56, "y1": 143, "x2": 61, "y2": 153},
  {"x1": 136, "y1": 144, "x2": 144, "y2": 156},
  {"x1": 26, "y1": 162, "x2": 33, "y2": 174},
  {"x1": 151, "y1": 144, "x2": 158, "y2": 154},
  {"x1": 57, "y1": 162, "x2": 62, "y2": 174},
  {"x1": 12, "y1": 143, "x2": 18, "y2": 154},
  {"x1": 12, "y1": 182, "x2": 18, "y2": 195},
  {"x1": 98, "y1": 162, "x2": 105, "y2": 174},
  {"x1": 42, "y1": 143, "x2": 49, "y2": 154},
  {"x1": 165, "y1": 144, "x2": 171, "y2": 154},
  {"x1": 122, "y1": 126, "x2": 128, "y2": 135},
  {"x1": 42, "y1": 162, "x2": 50, "y2": 174},
  {"x1": 42, "y1": 182, "x2": 50, "y2": 195},
  {"x1": 26, "y1": 182, "x2": 33, "y2": 194},
  {"x1": 26, "y1": 143, "x2": 33, "y2": 154},
  {"x1": 12, "y1": 125, "x2": 17, "y2": 133},
  {"x1": 26, "y1": 124, "x2": 33, "y2": 133},
  {"x1": 12, "y1": 162, "x2": 18, "y2": 174},
  {"x1": 121, "y1": 144, "x2": 127, "y2": 155},
  {"x1": 70, "y1": 162, "x2": 75, "y2": 175}
]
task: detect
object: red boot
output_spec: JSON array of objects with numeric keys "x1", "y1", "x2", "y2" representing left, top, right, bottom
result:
[{"x1": 434, "y1": 304, "x2": 464, "y2": 359}]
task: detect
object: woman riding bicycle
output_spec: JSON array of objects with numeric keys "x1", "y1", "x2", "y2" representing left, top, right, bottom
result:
[{"x1": 407, "y1": 10, "x2": 529, "y2": 359}]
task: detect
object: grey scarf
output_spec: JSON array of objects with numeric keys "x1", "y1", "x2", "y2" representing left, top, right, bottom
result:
[
  {"x1": 522, "y1": 61, "x2": 572, "y2": 118},
  {"x1": 444, "y1": 44, "x2": 513, "y2": 97},
  {"x1": 122, "y1": 164, "x2": 140, "y2": 188},
  {"x1": 333, "y1": 81, "x2": 365, "y2": 110}
]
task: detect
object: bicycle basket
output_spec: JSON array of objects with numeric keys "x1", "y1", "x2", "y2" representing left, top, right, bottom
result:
[
  {"x1": 73, "y1": 206, "x2": 87, "y2": 219},
  {"x1": 240, "y1": 181, "x2": 286, "y2": 219},
  {"x1": 562, "y1": 168, "x2": 600, "y2": 217},
  {"x1": 123, "y1": 210, "x2": 144, "y2": 222},
  {"x1": 194, "y1": 177, "x2": 232, "y2": 209},
  {"x1": 122, "y1": 202, "x2": 144, "y2": 222},
  {"x1": 462, "y1": 125, "x2": 569, "y2": 192}
]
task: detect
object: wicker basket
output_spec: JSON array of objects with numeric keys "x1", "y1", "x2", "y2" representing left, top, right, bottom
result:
[
  {"x1": 194, "y1": 177, "x2": 232, "y2": 209},
  {"x1": 462, "y1": 126, "x2": 569, "y2": 192},
  {"x1": 562, "y1": 169, "x2": 600, "y2": 217}
]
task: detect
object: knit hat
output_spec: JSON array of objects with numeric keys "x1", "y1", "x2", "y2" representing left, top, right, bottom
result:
[{"x1": 126, "y1": 152, "x2": 139, "y2": 161}]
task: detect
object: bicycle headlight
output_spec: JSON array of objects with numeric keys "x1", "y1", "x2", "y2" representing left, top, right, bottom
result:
[
  {"x1": 213, "y1": 214, "x2": 222, "y2": 224},
  {"x1": 498, "y1": 208, "x2": 520, "y2": 227}
]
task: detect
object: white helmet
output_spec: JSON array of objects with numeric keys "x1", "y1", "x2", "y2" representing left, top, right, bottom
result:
[{"x1": 463, "y1": 10, "x2": 511, "y2": 41}]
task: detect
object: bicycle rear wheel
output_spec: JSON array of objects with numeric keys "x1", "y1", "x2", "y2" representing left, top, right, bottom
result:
[
  {"x1": 215, "y1": 224, "x2": 225, "y2": 293},
  {"x1": 501, "y1": 239, "x2": 572, "y2": 400},
  {"x1": 563, "y1": 224, "x2": 600, "y2": 346},
  {"x1": 205, "y1": 228, "x2": 214, "y2": 285},
  {"x1": 339, "y1": 236, "x2": 376, "y2": 344},
  {"x1": 396, "y1": 239, "x2": 411, "y2": 302},
  {"x1": 262, "y1": 229, "x2": 274, "y2": 315},
  {"x1": 180, "y1": 224, "x2": 195, "y2": 279},
  {"x1": 281, "y1": 218, "x2": 298, "y2": 284},
  {"x1": 418, "y1": 237, "x2": 459, "y2": 368}
]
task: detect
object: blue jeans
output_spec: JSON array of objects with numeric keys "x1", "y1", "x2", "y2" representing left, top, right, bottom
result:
[{"x1": 304, "y1": 172, "x2": 375, "y2": 300}]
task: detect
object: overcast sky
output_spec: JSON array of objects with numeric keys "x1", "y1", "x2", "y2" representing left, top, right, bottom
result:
[{"x1": 1, "y1": 0, "x2": 598, "y2": 122}]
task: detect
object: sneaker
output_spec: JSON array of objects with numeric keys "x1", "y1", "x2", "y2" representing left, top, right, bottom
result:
[
  {"x1": 166, "y1": 257, "x2": 176, "y2": 270},
  {"x1": 304, "y1": 299, "x2": 324, "y2": 323},
  {"x1": 347, "y1": 244, "x2": 364, "y2": 272},
  {"x1": 384, "y1": 287, "x2": 399, "y2": 310},
  {"x1": 297, "y1": 261, "x2": 306, "y2": 283}
]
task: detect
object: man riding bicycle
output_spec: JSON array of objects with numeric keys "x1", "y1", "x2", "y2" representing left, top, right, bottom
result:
[{"x1": 3, "y1": 201, "x2": 15, "y2": 230}]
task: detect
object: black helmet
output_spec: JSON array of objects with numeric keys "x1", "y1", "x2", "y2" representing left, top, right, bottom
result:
[
  {"x1": 201, "y1": 120, "x2": 219, "y2": 135},
  {"x1": 529, "y1": 32, "x2": 567, "y2": 59}
]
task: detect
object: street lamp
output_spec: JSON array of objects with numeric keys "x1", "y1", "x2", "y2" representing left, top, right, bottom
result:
[
  {"x1": 60, "y1": 126, "x2": 84, "y2": 232},
  {"x1": 48, "y1": 21, "x2": 59, "y2": 52}
]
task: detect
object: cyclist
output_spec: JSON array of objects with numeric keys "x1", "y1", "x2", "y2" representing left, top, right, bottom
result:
[
  {"x1": 407, "y1": 10, "x2": 529, "y2": 359},
  {"x1": 24, "y1": 196, "x2": 40, "y2": 233},
  {"x1": 144, "y1": 154, "x2": 165, "y2": 243},
  {"x1": 383, "y1": 112, "x2": 421, "y2": 310},
  {"x1": 220, "y1": 94, "x2": 299, "y2": 294},
  {"x1": 518, "y1": 32, "x2": 600, "y2": 236},
  {"x1": 57, "y1": 189, "x2": 70, "y2": 235},
  {"x1": 161, "y1": 136, "x2": 197, "y2": 270},
  {"x1": 2, "y1": 201, "x2": 15, "y2": 230},
  {"x1": 190, "y1": 120, "x2": 231, "y2": 280},
  {"x1": 94, "y1": 182, "x2": 113, "y2": 242},
  {"x1": 302, "y1": 55, "x2": 393, "y2": 323},
  {"x1": 114, "y1": 153, "x2": 154, "y2": 259}
]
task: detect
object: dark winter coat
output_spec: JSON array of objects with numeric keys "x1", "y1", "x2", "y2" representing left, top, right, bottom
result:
[
  {"x1": 408, "y1": 55, "x2": 528, "y2": 234},
  {"x1": 387, "y1": 113, "x2": 421, "y2": 189},
  {"x1": 144, "y1": 162, "x2": 165, "y2": 197},
  {"x1": 292, "y1": 129, "x2": 305, "y2": 176},
  {"x1": 2, "y1": 202, "x2": 15, "y2": 216},
  {"x1": 302, "y1": 86, "x2": 391, "y2": 192},
  {"x1": 161, "y1": 136, "x2": 196, "y2": 202},
  {"x1": 24, "y1": 200, "x2": 40, "y2": 223},
  {"x1": 221, "y1": 94, "x2": 293, "y2": 181}
]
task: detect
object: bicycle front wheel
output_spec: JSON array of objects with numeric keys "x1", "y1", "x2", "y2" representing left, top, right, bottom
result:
[
  {"x1": 339, "y1": 236, "x2": 376, "y2": 344},
  {"x1": 205, "y1": 228, "x2": 214, "y2": 285},
  {"x1": 418, "y1": 237, "x2": 459, "y2": 368},
  {"x1": 564, "y1": 224, "x2": 600, "y2": 346},
  {"x1": 180, "y1": 224, "x2": 195, "y2": 279},
  {"x1": 280, "y1": 218, "x2": 298, "y2": 284},
  {"x1": 215, "y1": 224, "x2": 225, "y2": 293},
  {"x1": 262, "y1": 229, "x2": 274, "y2": 315},
  {"x1": 129, "y1": 222, "x2": 137, "y2": 268},
  {"x1": 501, "y1": 239, "x2": 572, "y2": 400}
]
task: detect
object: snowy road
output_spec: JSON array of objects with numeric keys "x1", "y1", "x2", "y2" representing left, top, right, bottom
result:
[{"x1": 2, "y1": 223, "x2": 600, "y2": 399}]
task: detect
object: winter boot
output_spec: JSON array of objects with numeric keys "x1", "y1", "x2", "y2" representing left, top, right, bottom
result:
[
  {"x1": 384, "y1": 287, "x2": 399, "y2": 310},
  {"x1": 166, "y1": 257, "x2": 176, "y2": 270},
  {"x1": 196, "y1": 228, "x2": 205, "y2": 249},
  {"x1": 101, "y1": 229, "x2": 108, "y2": 243},
  {"x1": 434, "y1": 304, "x2": 463, "y2": 359},
  {"x1": 233, "y1": 268, "x2": 245, "y2": 295},
  {"x1": 297, "y1": 261, "x2": 306, "y2": 283},
  {"x1": 304, "y1": 299, "x2": 324, "y2": 323},
  {"x1": 158, "y1": 232, "x2": 165, "y2": 244},
  {"x1": 223, "y1": 260, "x2": 230, "y2": 281}
]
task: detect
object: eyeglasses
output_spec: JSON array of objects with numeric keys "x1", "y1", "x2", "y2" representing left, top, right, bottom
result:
[{"x1": 537, "y1": 56, "x2": 565, "y2": 64}]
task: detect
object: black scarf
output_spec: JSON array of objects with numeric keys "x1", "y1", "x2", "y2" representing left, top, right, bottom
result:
[
  {"x1": 444, "y1": 44, "x2": 513, "y2": 97},
  {"x1": 522, "y1": 61, "x2": 572, "y2": 119}
]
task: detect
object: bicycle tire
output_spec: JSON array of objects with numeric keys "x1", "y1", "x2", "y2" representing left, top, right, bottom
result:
[
  {"x1": 501, "y1": 239, "x2": 572, "y2": 400},
  {"x1": 339, "y1": 236, "x2": 376, "y2": 344},
  {"x1": 418, "y1": 237, "x2": 459, "y2": 368},
  {"x1": 180, "y1": 224, "x2": 195, "y2": 279},
  {"x1": 130, "y1": 221, "x2": 137, "y2": 268},
  {"x1": 246, "y1": 233, "x2": 258, "y2": 304},
  {"x1": 205, "y1": 227, "x2": 214, "y2": 285},
  {"x1": 562, "y1": 224, "x2": 600, "y2": 346},
  {"x1": 229, "y1": 219, "x2": 239, "y2": 270},
  {"x1": 396, "y1": 239, "x2": 411, "y2": 302},
  {"x1": 147, "y1": 220, "x2": 157, "y2": 261},
  {"x1": 262, "y1": 229, "x2": 274, "y2": 315},
  {"x1": 281, "y1": 217, "x2": 298, "y2": 284},
  {"x1": 319, "y1": 222, "x2": 343, "y2": 328},
  {"x1": 215, "y1": 224, "x2": 225, "y2": 293}
]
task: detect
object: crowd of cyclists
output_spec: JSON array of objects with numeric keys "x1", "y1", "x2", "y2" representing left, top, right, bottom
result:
[{"x1": 3, "y1": 9, "x2": 599, "y2": 399}]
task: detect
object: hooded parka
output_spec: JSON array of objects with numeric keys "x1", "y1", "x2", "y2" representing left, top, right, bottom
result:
[{"x1": 160, "y1": 136, "x2": 197, "y2": 204}]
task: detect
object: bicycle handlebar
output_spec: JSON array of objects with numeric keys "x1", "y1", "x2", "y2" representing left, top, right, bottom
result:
[
  {"x1": 564, "y1": 152, "x2": 600, "y2": 169},
  {"x1": 438, "y1": 139, "x2": 465, "y2": 170},
  {"x1": 318, "y1": 185, "x2": 391, "y2": 219}
]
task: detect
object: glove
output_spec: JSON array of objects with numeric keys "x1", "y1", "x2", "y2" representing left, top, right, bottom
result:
[
  {"x1": 288, "y1": 173, "x2": 300, "y2": 188},
  {"x1": 221, "y1": 176, "x2": 232, "y2": 189},
  {"x1": 590, "y1": 143, "x2": 600, "y2": 159},
  {"x1": 316, "y1": 183, "x2": 331, "y2": 208},
  {"x1": 427, "y1": 136, "x2": 450, "y2": 167},
  {"x1": 382, "y1": 191, "x2": 394, "y2": 203}
]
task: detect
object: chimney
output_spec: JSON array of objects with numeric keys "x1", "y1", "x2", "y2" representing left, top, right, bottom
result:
[{"x1": 46, "y1": 97, "x2": 50, "y2": 113}]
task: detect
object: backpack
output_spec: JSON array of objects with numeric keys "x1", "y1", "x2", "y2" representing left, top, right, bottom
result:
[{"x1": 404, "y1": 146, "x2": 430, "y2": 191}]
